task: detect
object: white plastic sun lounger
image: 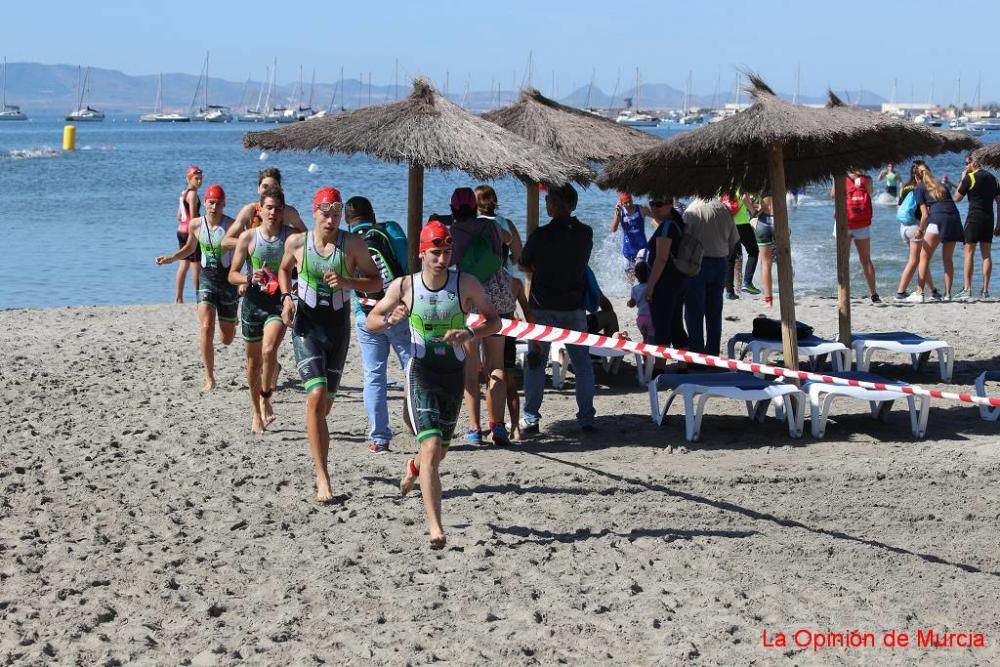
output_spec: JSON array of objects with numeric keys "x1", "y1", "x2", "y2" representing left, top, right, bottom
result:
[
  {"x1": 648, "y1": 372, "x2": 805, "y2": 441},
  {"x1": 974, "y1": 371, "x2": 1000, "y2": 421},
  {"x1": 802, "y1": 371, "x2": 930, "y2": 438},
  {"x1": 515, "y1": 341, "x2": 627, "y2": 389},
  {"x1": 727, "y1": 333, "x2": 851, "y2": 372},
  {"x1": 847, "y1": 331, "x2": 953, "y2": 382}
]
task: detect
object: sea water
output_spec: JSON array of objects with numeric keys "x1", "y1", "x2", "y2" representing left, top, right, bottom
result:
[{"x1": 0, "y1": 115, "x2": 991, "y2": 309}]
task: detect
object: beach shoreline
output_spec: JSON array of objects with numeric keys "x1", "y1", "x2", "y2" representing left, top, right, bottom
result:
[{"x1": 2, "y1": 296, "x2": 1000, "y2": 664}]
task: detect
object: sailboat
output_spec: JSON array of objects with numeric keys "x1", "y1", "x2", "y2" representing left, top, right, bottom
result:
[
  {"x1": 139, "y1": 74, "x2": 190, "y2": 122},
  {"x1": 0, "y1": 57, "x2": 28, "y2": 121},
  {"x1": 66, "y1": 66, "x2": 105, "y2": 121},
  {"x1": 262, "y1": 59, "x2": 295, "y2": 123},
  {"x1": 679, "y1": 71, "x2": 704, "y2": 125},
  {"x1": 616, "y1": 68, "x2": 657, "y2": 126},
  {"x1": 190, "y1": 53, "x2": 233, "y2": 123},
  {"x1": 237, "y1": 73, "x2": 267, "y2": 122}
]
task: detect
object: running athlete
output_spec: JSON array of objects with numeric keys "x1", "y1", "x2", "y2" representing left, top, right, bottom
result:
[
  {"x1": 610, "y1": 193, "x2": 652, "y2": 287},
  {"x1": 228, "y1": 186, "x2": 290, "y2": 433},
  {"x1": 878, "y1": 163, "x2": 901, "y2": 198},
  {"x1": 278, "y1": 187, "x2": 382, "y2": 503},
  {"x1": 366, "y1": 221, "x2": 501, "y2": 549},
  {"x1": 157, "y1": 184, "x2": 238, "y2": 391},
  {"x1": 222, "y1": 167, "x2": 307, "y2": 252},
  {"x1": 174, "y1": 165, "x2": 203, "y2": 303}
]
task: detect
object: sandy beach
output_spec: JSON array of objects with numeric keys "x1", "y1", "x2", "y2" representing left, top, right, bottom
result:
[{"x1": 2, "y1": 294, "x2": 1000, "y2": 665}]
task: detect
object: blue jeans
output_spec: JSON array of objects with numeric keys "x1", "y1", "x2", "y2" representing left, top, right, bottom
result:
[
  {"x1": 355, "y1": 316, "x2": 412, "y2": 445},
  {"x1": 523, "y1": 308, "x2": 596, "y2": 427},
  {"x1": 684, "y1": 256, "x2": 728, "y2": 356}
]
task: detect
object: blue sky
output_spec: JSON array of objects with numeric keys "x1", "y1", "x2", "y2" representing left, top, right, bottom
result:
[{"x1": 4, "y1": 0, "x2": 999, "y2": 103}]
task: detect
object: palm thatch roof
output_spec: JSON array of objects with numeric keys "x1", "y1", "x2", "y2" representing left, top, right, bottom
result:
[
  {"x1": 243, "y1": 79, "x2": 594, "y2": 185},
  {"x1": 970, "y1": 142, "x2": 1000, "y2": 168},
  {"x1": 827, "y1": 91, "x2": 981, "y2": 156},
  {"x1": 481, "y1": 87, "x2": 662, "y2": 163},
  {"x1": 598, "y1": 75, "x2": 966, "y2": 197}
]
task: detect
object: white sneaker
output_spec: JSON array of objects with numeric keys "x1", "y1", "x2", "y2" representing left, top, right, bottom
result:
[{"x1": 904, "y1": 291, "x2": 925, "y2": 303}]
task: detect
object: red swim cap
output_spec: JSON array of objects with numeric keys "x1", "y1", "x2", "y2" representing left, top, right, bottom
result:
[
  {"x1": 205, "y1": 184, "x2": 225, "y2": 201},
  {"x1": 313, "y1": 186, "x2": 342, "y2": 209},
  {"x1": 618, "y1": 192, "x2": 632, "y2": 204},
  {"x1": 187, "y1": 165, "x2": 203, "y2": 178},
  {"x1": 419, "y1": 221, "x2": 452, "y2": 253}
]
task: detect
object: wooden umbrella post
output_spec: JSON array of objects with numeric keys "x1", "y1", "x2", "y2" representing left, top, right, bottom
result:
[
  {"x1": 767, "y1": 144, "x2": 800, "y2": 376},
  {"x1": 833, "y1": 175, "x2": 852, "y2": 346},
  {"x1": 406, "y1": 163, "x2": 424, "y2": 272},
  {"x1": 526, "y1": 182, "x2": 540, "y2": 238}
]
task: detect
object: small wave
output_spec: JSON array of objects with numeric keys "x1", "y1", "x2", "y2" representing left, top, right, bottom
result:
[{"x1": 3, "y1": 147, "x2": 61, "y2": 160}]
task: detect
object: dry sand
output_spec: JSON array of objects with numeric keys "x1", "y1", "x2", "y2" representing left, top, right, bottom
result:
[{"x1": 2, "y1": 295, "x2": 1000, "y2": 665}]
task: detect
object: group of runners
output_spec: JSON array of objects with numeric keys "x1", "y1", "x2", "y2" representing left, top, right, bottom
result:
[{"x1": 156, "y1": 167, "x2": 501, "y2": 549}]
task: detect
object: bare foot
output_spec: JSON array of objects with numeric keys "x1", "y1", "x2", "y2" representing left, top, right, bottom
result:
[
  {"x1": 251, "y1": 413, "x2": 265, "y2": 434},
  {"x1": 260, "y1": 395, "x2": 276, "y2": 425},
  {"x1": 316, "y1": 473, "x2": 334, "y2": 503},
  {"x1": 175, "y1": 297, "x2": 184, "y2": 304},
  {"x1": 399, "y1": 459, "x2": 418, "y2": 497},
  {"x1": 203, "y1": 378, "x2": 216, "y2": 392},
  {"x1": 429, "y1": 530, "x2": 446, "y2": 550}
]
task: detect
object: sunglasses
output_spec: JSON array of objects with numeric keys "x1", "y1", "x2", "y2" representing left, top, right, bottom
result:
[{"x1": 317, "y1": 202, "x2": 342, "y2": 214}]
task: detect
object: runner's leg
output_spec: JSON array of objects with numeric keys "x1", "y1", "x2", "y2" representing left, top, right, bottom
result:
[
  {"x1": 199, "y1": 303, "x2": 217, "y2": 391},
  {"x1": 245, "y1": 341, "x2": 265, "y2": 433},
  {"x1": 260, "y1": 319, "x2": 286, "y2": 425}
]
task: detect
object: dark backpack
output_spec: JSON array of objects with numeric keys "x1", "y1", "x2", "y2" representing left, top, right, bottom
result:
[
  {"x1": 351, "y1": 221, "x2": 406, "y2": 312},
  {"x1": 751, "y1": 316, "x2": 814, "y2": 341}
]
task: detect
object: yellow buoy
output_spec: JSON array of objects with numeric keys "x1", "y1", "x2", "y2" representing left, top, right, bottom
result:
[{"x1": 62, "y1": 125, "x2": 76, "y2": 151}]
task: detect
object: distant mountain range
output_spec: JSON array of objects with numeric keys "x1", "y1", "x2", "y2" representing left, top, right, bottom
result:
[{"x1": 3, "y1": 61, "x2": 891, "y2": 114}]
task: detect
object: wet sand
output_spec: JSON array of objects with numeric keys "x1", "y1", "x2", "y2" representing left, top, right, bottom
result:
[{"x1": 2, "y1": 295, "x2": 1000, "y2": 664}]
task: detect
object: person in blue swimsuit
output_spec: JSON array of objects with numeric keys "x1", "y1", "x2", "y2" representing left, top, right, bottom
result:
[{"x1": 610, "y1": 193, "x2": 653, "y2": 287}]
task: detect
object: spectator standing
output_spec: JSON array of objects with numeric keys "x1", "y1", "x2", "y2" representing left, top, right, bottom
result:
[
  {"x1": 682, "y1": 199, "x2": 739, "y2": 355},
  {"x1": 519, "y1": 184, "x2": 596, "y2": 435}
]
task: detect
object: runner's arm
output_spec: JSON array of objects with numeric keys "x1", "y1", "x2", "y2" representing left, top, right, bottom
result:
[
  {"x1": 610, "y1": 205, "x2": 622, "y2": 232},
  {"x1": 366, "y1": 277, "x2": 408, "y2": 332},
  {"x1": 278, "y1": 233, "x2": 304, "y2": 325},
  {"x1": 286, "y1": 206, "x2": 308, "y2": 232},
  {"x1": 156, "y1": 224, "x2": 199, "y2": 265},
  {"x1": 222, "y1": 204, "x2": 252, "y2": 251},
  {"x1": 445, "y1": 274, "x2": 500, "y2": 343},
  {"x1": 227, "y1": 231, "x2": 254, "y2": 287},
  {"x1": 343, "y1": 235, "x2": 383, "y2": 293}
]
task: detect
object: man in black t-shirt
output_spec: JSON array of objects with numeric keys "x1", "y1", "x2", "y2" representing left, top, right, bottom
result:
[{"x1": 955, "y1": 157, "x2": 1000, "y2": 299}]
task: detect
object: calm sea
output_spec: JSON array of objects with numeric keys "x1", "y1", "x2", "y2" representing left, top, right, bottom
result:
[{"x1": 0, "y1": 114, "x2": 991, "y2": 309}]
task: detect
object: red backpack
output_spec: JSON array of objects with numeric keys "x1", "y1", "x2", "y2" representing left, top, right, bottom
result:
[{"x1": 845, "y1": 175, "x2": 873, "y2": 228}]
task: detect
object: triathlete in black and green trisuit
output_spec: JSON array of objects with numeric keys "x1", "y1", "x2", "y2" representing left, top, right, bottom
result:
[
  {"x1": 241, "y1": 226, "x2": 288, "y2": 342},
  {"x1": 278, "y1": 187, "x2": 383, "y2": 504},
  {"x1": 404, "y1": 269, "x2": 469, "y2": 447},
  {"x1": 291, "y1": 229, "x2": 352, "y2": 395},
  {"x1": 365, "y1": 220, "x2": 502, "y2": 548},
  {"x1": 198, "y1": 216, "x2": 239, "y2": 322}
]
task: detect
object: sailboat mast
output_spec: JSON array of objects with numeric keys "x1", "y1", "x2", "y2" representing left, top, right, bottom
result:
[
  {"x1": 205, "y1": 52, "x2": 210, "y2": 110},
  {"x1": 584, "y1": 67, "x2": 595, "y2": 109},
  {"x1": 635, "y1": 67, "x2": 640, "y2": 111},
  {"x1": 2, "y1": 57, "x2": 7, "y2": 108},
  {"x1": 308, "y1": 69, "x2": 315, "y2": 108},
  {"x1": 793, "y1": 63, "x2": 800, "y2": 104}
]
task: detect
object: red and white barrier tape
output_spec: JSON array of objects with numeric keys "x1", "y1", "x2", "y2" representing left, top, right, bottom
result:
[{"x1": 359, "y1": 297, "x2": 1000, "y2": 408}]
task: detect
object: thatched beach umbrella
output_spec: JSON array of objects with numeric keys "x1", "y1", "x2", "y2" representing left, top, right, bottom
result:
[
  {"x1": 825, "y1": 93, "x2": 980, "y2": 344},
  {"x1": 599, "y1": 75, "x2": 956, "y2": 372},
  {"x1": 482, "y1": 87, "x2": 662, "y2": 237},
  {"x1": 243, "y1": 79, "x2": 593, "y2": 269},
  {"x1": 970, "y1": 142, "x2": 1000, "y2": 168}
]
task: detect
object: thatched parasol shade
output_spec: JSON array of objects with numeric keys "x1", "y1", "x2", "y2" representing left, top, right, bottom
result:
[
  {"x1": 598, "y1": 75, "x2": 968, "y2": 373},
  {"x1": 598, "y1": 77, "x2": 959, "y2": 197},
  {"x1": 970, "y1": 142, "x2": 1000, "y2": 168},
  {"x1": 482, "y1": 87, "x2": 662, "y2": 237},
  {"x1": 243, "y1": 79, "x2": 594, "y2": 269}
]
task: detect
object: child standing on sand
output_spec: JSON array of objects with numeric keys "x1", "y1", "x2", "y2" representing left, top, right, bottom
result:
[{"x1": 627, "y1": 260, "x2": 654, "y2": 343}]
